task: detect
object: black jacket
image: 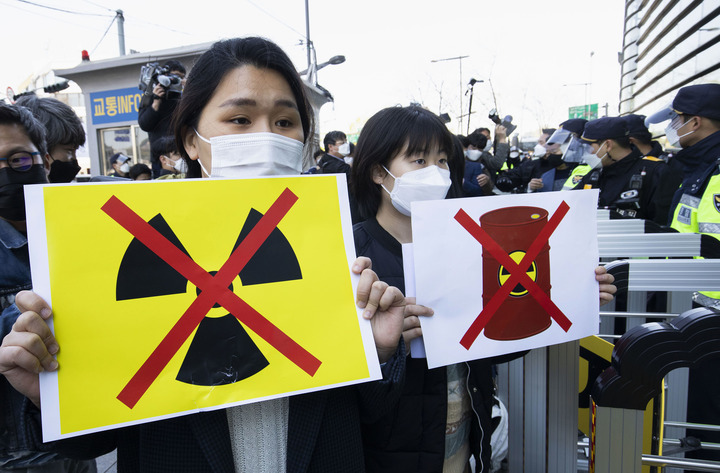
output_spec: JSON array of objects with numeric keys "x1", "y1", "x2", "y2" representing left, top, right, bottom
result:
[
  {"x1": 573, "y1": 147, "x2": 667, "y2": 223},
  {"x1": 495, "y1": 156, "x2": 563, "y2": 193},
  {"x1": 318, "y1": 153, "x2": 351, "y2": 178},
  {"x1": 353, "y1": 218, "x2": 498, "y2": 473}
]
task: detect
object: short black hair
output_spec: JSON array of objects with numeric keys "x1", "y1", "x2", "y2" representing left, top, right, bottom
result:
[
  {"x1": 0, "y1": 101, "x2": 47, "y2": 156},
  {"x1": 456, "y1": 134, "x2": 470, "y2": 148},
  {"x1": 163, "y1": 60, "x2": 186, "y2": 75},
  {"x1": 610, "y1": 136, "x2": 632, "y2": 149},
  {"x1": 323, "y1": 131, "x2": 347, "y2": 152},
  {"x1": 129, "y1": 163, "x2": 151, "y2": 179},
  {"x1": 15, "y1": 93, "x2": 85, "y2": 151},
  {"x1": 151, "y1": 135, "x2": 178, "y2": 158},
  {"x1": 351, "y1": 105, "x2": 457, "y2": 220},
  {"x1": 467, "y1": 129, "x2": 488, "y2": 150},
  {"x1": 542, "y1": 128, "x2": 557, "y2": 138}
]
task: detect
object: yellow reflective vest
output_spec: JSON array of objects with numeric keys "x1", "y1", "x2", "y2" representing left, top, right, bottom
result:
[{"x1": 671, "y1": 163, "x2": 720, "y2": 304}]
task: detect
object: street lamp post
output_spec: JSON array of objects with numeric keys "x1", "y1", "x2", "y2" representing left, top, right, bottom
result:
[{"x1": 432, "y1": 55, "x2": 469, "y2": 133}]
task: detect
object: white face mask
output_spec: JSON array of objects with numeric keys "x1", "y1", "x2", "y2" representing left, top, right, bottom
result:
[
  {"x1": 577, "y1": 141, "x2": 601, "y2": 169},
  {"x1": 533, "y1": 143, "x2": 546, "y2": 158},
  {"x1": 465, "y1": 149, "x2": 482, "y2": 161},
  {"x1": 381, "y1": 165, "x2": 452, "y2": 216},
  {"x1": 119, "y1": 162, "x2": 130, "y2": 173},
  {"x1": 338, "y1": 142, "x2": 351, "y2": 157},
  {"x1": 665, "y1": 117, "x2": 694, "y2": 147},
  {"x1": 595, "y1": 141, "x2": 615, "y2": 164},
  {"x1": 194, "y1": 131, "x2": 303, "y2": 178},
  {"x1": 173, "y1": 157, "x2": 188, "y2": 173},
  {"x1": 483, "y1": 140, "x2": 492, "y2": 152}
]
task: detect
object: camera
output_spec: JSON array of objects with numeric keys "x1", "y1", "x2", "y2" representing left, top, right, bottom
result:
[
  {"x1": 488, "y1": 108, "x2": 517, "y2": 136},
  {"x1": 138, "y1": 63, "x2": 183, "y2": 101}
]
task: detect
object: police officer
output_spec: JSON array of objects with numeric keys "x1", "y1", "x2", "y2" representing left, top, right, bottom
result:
[
  {"x1": 572, "y1": 116, "x2": 667, "y2": 222},
  {"x1": 621, "y1": 113, "x2": 683, "y2": 223},
  {"x1": 645, "y1": 82, "x2": 720, "y2": 467},
  {"x1": 495, "y1": 128, "x2": 557, "y2": 193}
]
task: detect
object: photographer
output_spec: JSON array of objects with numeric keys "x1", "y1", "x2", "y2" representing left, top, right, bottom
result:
[
  {"x1": 467, "y1": 124, "x2": 509, "y2": 183},
  {"x1": 138, "y1": 59, "x2": 186, "y2": 178}
]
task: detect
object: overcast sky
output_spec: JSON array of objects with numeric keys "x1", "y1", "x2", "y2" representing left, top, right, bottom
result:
[{"x1": 0, "y1": 0, "x2": 625, "y2": 141}]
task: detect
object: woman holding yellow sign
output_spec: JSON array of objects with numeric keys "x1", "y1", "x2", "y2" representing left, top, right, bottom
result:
[{"x1": 0, "y1": 37, "x2": 406, "y2": 473}]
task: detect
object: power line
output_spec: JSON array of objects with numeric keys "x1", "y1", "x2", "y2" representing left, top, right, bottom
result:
[
  {"x1": 90, "y1": 14, "x2": 116, "y2": 55},
  {"x1": 244, "y1": 0, "x2": 306, "y2": 39},
  {"x1": 121, "y1": 14, "x2": 194, "y2": 37},
  {"x1": 15, "y1": 0, "x2": 112, "y2": 17},
  {"x1": 0, "y1": 0, "x2": 113, "y2": 33},
  {"x1": 78, "y1": 0, "x2": 114, "y2": 13}
]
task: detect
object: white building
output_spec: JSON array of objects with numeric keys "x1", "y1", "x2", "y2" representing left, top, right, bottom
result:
[{"x1": 619, "y1": 0, "x2": 720, "y2": 135}]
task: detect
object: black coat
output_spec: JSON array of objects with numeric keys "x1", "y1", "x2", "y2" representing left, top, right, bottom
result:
[
  {"x1": 318, "y1": 153, "x2": 351, "y2": 178},
  {"x1": 353, "y1": 218, "x2": 498, "y2": 473},
  {"x1": 573, "y1": 147, "x2": 668, "y2": 223},
  {"x1": 26, "y1": 362, "x2": 405, "y2": 473}
]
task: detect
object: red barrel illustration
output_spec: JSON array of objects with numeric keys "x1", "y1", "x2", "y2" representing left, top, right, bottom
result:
[{"x1": 480, "y1": 206, "x2": 552, "y2": 340}]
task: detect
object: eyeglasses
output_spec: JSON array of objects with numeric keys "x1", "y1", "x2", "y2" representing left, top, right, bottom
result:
[{"x1": 0, "y1": 151, "x2": 40, "y2": 172}]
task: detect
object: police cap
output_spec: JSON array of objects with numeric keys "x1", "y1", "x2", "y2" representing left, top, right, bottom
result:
[
  {"x1": 620, "y1": 114, "x2": 651, "y2": 137},
  {"x1": 645, "y1": 84, "x2": 720, "y2": 126},
  {"x1": 558, "y1": 118, "x2": 587, "y2": 136},
  {"x1": 580, "y1": 117, "x2": 629, "y2": 143}
]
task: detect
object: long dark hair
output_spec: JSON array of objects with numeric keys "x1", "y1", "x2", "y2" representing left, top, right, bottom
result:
[
  {"x1": 351, "y1": 105, "x2": 460, "y2": 220},
  {"x1": 172, "y1": 37, "x2": 314, "y2": 178}
]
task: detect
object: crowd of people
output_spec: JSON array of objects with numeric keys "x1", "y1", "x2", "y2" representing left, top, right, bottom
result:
[{"x1": 0, "y1": 34, "x2": 718, "y2": 472}]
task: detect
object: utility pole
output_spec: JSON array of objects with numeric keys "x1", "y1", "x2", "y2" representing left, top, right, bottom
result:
[
  {"x1": 305, "y1": 0, "x2": 312, "y2": 71},
  {"x1": 116, "y1": 10, "x2": 126, "y2": 56},
  {"x1": 432, "y1": 55, "x2": 469, "y2": 133}
]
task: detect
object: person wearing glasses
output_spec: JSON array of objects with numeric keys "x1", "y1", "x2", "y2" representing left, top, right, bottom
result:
[{"x1": 0, "y1": 102, "x2": 97, "y2": 471}]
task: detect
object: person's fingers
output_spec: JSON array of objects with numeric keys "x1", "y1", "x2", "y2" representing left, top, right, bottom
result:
[
  {"x1": 363, "y1": 283, "x2": 406, "y2": 320},
  {"x1": 402, "y1": 325, "x2": 423, "y2": 345},
  {"x1": 599, "y1": 284, "x2": 617, "y2": 296},
  {"x1": 12, "y1": 311, "x2": 58, "y2": 355},
  {"x1": 595, "y1": 271, "x2": 615, "y2": 285},
  {"x1": 374, "y1": 285, "x2": 405, "y2": 313},
  {"x1": 15, "y1": 291, "x2": 52, "y2": 320},
  {"x1": 599, "y1": 289, "x2": 615, "y2": 306},
  {"x1": 362, "y1": 280, "x2": 390, "y2": 318},
  {"x1": 356, "y1": 267, "x2": 379, "y2": 309},
  {"x1": 403, "y1": 315, "x2": 421, "y2": 332},
  {"x1": 352, "y1": 257, "x2": 372, "y2": 274},
  {"x1": 7, "y1": 312, "x2": 58, "y2": 367},
  {"x1": 404, "y1": 304, "x2": 434, "y2": 319},
  {"x1": 1, "y1": 331, "x2": 57, "y2": 373}
]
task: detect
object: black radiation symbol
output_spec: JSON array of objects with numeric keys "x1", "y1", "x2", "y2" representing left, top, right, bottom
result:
[
  {"x1": 497, "y1": 250, "x2": 537, "y2": 297},
  {"x1": 115, "y1": 209, "x2": 302, "y2": 386}
]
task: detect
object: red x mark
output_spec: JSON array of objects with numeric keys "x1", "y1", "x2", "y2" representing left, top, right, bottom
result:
[
  {"x1": 102, "y1": 188, "x2": 321, "y2": 409},
  {"x1": 454, "y1": 201, "x2": 573, "y2": 349}
]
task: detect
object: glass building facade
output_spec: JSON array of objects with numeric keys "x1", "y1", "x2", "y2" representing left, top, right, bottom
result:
[{"x1": 619, "y1": 0, "x2": 720, "y2": 133}]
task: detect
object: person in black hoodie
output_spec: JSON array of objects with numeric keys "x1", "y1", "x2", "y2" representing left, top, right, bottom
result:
[{"x1": 350, "y1": 105, "x2": 616, "y2": 473}]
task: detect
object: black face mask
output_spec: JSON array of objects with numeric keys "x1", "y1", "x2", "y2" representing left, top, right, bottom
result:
[
  {"x1": 48, "y1": 158, "x2": 81, "y2": 183},
  {"x1": 546, "y1": 153, "x2": 564, "y2": 168},
  {"x1": 0, "y1": 165, "x2": 48, "y2": 222}
]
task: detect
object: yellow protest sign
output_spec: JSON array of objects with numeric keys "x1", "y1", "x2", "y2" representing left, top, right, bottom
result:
[{"x1": 28, "y1": 175, "x2": 377, "y2": 440}]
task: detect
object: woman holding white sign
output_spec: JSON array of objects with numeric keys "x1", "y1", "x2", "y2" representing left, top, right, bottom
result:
[
  {"x1": 0, "y1": 37, "x2": 406, "y2": 473},
  {"x1": 350, "y1": 105, "x2": 617, "y2": 473}
]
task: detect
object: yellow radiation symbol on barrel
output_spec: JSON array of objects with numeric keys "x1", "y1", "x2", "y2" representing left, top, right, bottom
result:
[{"x1": 498, "y1": 250, "x2": 537, "y2": 297}]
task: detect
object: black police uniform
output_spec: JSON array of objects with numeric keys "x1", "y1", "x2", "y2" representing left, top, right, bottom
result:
[{"x1": 573, "y1": 145, "x2": 667, "y2": 223}]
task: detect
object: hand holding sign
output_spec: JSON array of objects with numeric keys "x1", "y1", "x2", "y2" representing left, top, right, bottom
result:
[{"x1": 0, "y1": 290, "x2": 57, "y2": 408}]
